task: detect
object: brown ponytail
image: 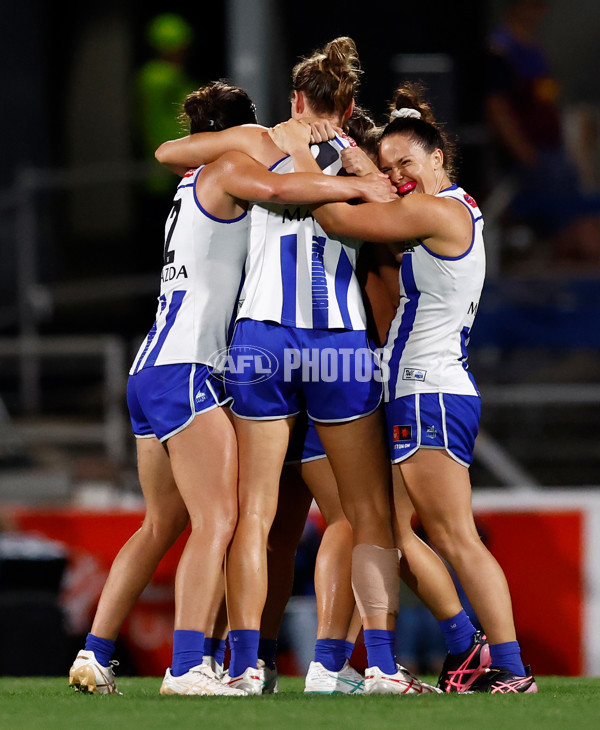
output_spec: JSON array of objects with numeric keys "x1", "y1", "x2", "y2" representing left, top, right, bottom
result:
[{"x1": 292, "y1": 36, "x2": 361, "y2": 118}]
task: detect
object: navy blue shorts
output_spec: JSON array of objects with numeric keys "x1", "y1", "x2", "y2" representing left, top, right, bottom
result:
[
  {"x1": 385, "y1": 392, "x2": 481, "y2": 466},
  {"x1": 224, "y1": 319, "x2": 382, "y2": 422},
  {"x1": 127, "y1": 363, "x2": 230, "y2": 442},
  {"x1": 284, "y1": 413, "x2": 326, "y2": 464}
]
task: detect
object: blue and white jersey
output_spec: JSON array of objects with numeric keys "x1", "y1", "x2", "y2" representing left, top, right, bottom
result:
[
  {"x1": 383, "y1": 185, "x2": 485, "y2": 401},
  {"x1": 236, "y1": 134, "x2": 367, "y2": 330},
  {"x1": 130, "y1": 166, "x2": 248, "y2": 374}
]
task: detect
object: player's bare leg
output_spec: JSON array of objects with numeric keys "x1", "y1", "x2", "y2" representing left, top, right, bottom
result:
[
  {"x1": 224, "y1": 416, "x2": 294, "y2": 690},
  {"x1": 260, "y1": 466, "x2": 313, "y2": 692},
  {"x1": 167, "y1": 407, "x2": 238, "y2": 634},
  {"x1": 392, "y1": 465, "x2": 463, "y2": 622},
  {"x1": 202, "y1": 575, "x2": 228, "y2": 677},
  {"x1": 299, "y1": 457, "x2": 365, "y2": 694},
  {"x1": 399, "y1": 450, "x2": 516, "y2": 644},
  {"x1": 157, "y1": 406, "x2": 247, "y2": 696},
  {"x1": 299, "y1": 458, "x2": 355, "y2": 641},
  {"x1": 70, "y1": 437, "x2": 188, "y2": 694},
  {"x1": 261, "y1": 467, "x2": 313, "y2": 640},
  {"x1": 315, "y1": 411, "x2": 396, "y2": 632}
]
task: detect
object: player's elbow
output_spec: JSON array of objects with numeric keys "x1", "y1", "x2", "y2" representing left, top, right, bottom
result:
[
  {"x1": 155, "y1": 142, "x2": 171, "y2": 165},
  {"x1": 264, "y1": 180, "x2": 294, "y2": 203}
]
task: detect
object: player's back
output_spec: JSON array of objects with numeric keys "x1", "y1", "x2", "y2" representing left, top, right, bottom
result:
[
  {"x1": 237, "y1": 135, "x2": 367, "y2": 331},
  {"x1": 131, "y1": 166, "x2": 249, "y2": 374}
]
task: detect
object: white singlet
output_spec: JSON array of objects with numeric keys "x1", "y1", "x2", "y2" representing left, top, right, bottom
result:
[
  {"x1": 383, "y1": 184, "x2": 486, "y2": 401},
  {"x1": 237, "y1": 135, "x2": 367, "y2": 330},
  {"x1": 130, "y1": 166, "x2": 249, "y2": 374}
]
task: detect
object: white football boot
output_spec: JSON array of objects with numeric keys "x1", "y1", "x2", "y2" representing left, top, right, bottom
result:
[
  {"x1": 222, "y1": 664, "x2": 265, "y2": 695},
  {"x1": 258, "y1": 659, "x2": 279, "y2": 694},
  {"x1": 365, "y1": 664, "x2": 442, "y2": 695},
  {"x1": 68, "y1": 650, "x2": 121, "y2": 695},
  {"x1": 160, "y1": 664, "x2": 246, "y2": 696},
  {"x1": 202, "y1": 654, "x2": 224, "y2": 680},
  {"x1": 304, "y1": 660, "x2": 365, "y2": 694}
]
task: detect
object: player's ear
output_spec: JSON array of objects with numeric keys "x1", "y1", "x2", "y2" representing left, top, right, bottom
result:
[
  {"x1": 292, "y1": 90, "x2": 304, "y2": 116},
  {"x1": 343, "y1": 98, "x2": 355, "y2": 120}
]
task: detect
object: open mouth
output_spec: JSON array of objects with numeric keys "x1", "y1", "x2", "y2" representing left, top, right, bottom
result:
[{"x1": 397, "y1": 181, "x2": 417, "y2": 196}]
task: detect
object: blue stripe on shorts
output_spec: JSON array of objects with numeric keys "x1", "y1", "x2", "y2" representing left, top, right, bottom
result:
[{"x1": 127, "y1": 363, "x2": 230, "y2": 441}]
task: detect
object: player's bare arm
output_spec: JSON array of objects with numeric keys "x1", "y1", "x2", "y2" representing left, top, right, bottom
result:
[
  {"x1": 312, "y1": 193, "x2": 469, "y2": 252},
  {"x1": 200, "y1": 151, "x2": 395, "y2": 216},
  {"x1": 155, "y1": 124, "x2": 276, "y2": 172}
]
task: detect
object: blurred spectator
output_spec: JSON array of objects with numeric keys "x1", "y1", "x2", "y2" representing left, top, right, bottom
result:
[
  {"x1": 484, "y1": 0, "x2": 600, "y2": 267},
  {"x1": 135, "y1": 12, "x2": 199, "y2": 195}
]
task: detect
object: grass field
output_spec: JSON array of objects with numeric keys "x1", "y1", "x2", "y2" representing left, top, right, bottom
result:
[{"x1": 1, "y1": 676, "x2": 600, "y2": 730}]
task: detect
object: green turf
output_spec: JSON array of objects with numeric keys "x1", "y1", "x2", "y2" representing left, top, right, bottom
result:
[{"x1": 1, "y1": 676, "x2": 599, "y2": 730}]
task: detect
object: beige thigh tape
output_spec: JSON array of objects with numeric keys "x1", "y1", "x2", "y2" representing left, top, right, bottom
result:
[{"x1": 351, "y1": 543, "x2": 400, "y2": 618}]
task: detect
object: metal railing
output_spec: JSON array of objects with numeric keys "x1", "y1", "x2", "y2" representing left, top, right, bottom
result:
[{"x1": 0, "y1": 335, "x2": 128, "y2": 464}]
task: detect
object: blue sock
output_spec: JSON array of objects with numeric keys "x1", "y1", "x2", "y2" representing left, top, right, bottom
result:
[
  {"x1": 172, "y1": 629, "x2": 205, "y2": 677},
  {"x1": 343, "y1": 641, "x2": 355, "y2": 662},
  {"x1": 314, "y1": 639, "x2": 347, "y2": 672},
  {"x1": 490, "y1": 641, "x2": 526, "y2": 676},
  {"x1": 229, "y1": 629, "x2": 260, "y2": 678},
  {"x1": 438, "y1": 609, "x2": 477, "y2": 655},
  {"x1": 84, "y1": 633, "x2": 115, "y2": 668},
  {"x1": 204, "y1": 636, "x2": 227, "y2": 667},
  {"x1": 363, "y1": 629, "x2": 396, "y2": 675},
  {"x1": 258, "y1": 638, "x2": 278, "y2": 670}
]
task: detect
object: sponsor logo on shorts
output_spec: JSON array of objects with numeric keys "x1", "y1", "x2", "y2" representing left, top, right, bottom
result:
[
  {"x1": 195, "y1": 392, "x2": 207, "y2": 403},
  {"x1": 426, "y1": 425, "x2": 438, "y2": 439},
  {"x1": 402, "y1": 368, "x2": 426, "y2": 382},
  {"x1": 393, "y1": 425, "x2": 412, "y2": 442}
]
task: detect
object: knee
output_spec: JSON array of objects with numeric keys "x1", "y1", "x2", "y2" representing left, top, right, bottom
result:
[
  {"x1": 142, "y1": 508, "x2": 189, "y2": 546},
  {"x1": 347, "y1": 504, "x2": 391, "y2": 539},
  {"x1": 323, "y1": 518, "x2": 353, "y2": 545},
  {"x1": 189, "y1": 499, "x2": 238, "y2": 543},
  {"x1": 426, "y1": 524, "x2": 482, "y2": 565}
]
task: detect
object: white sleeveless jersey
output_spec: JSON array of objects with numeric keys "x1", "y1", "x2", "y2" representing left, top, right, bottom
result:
[
  {"x1": 236, "y1": 135, "x2": 367, "y2": 330},
  {"x1": 383, "y1": 185, "x2": 485, "y2": 401},
  {"x1": 130, "y1": 166, "x2": 248, "y2": 374}
]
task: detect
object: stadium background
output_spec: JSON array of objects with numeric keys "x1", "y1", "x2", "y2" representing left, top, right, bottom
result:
[{"x1": 1, "y1": 0, "x2": 599, "y2": 679}]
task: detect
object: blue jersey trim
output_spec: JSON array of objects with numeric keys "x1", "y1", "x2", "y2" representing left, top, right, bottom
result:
[
  {"x1": 419, "y1": 196, "x2": 477, "y2": 261},
  {"x1": 388, "y1": 254, "x2": 420, "y2": 388},
  {"x1": 334, "y1": 247, "x2": 354, "y2": 330},
  {"x1": 460, "y1": 325, "x2": 479, "y2": 394},
  {"x1": 311, "y1": 235, "x2": 329, "y2": 329},
  {"x1": 193, "y1": 168, "x2": 247, "y2": 223},
  {"x1": 133, "y1": 296, "x2": 169, "y2": 374},
  {"x1": 270, "y1": 155, "x2": 290, "y2": 171},
  {"x1": 143, "y1": 290, "x2": 186, "y2": 369},
  {"x1": 280, "y1": 234, "x2": 298, "y2": 325},
  {"x1": 440, "y1": 184, "x2": 458, "y2": 193}
]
